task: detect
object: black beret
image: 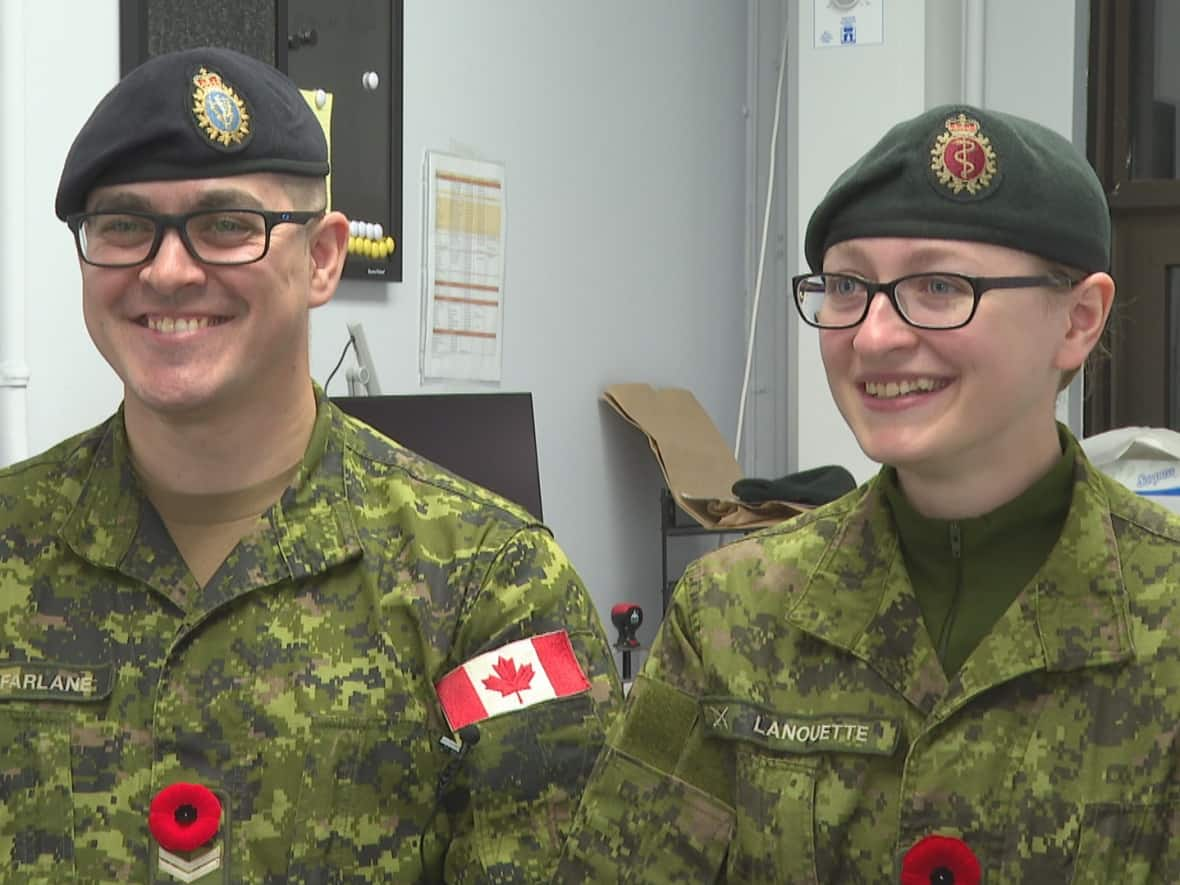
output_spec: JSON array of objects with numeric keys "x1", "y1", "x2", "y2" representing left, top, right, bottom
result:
[
  {"x1": 732, "y1": 465, "x2": 857, "y2": 506},
  {"x1": 55, "y1": 47, "x2": 328, "y2": 219},
  {"x1": 804, "y1": 104, "x2": 1111, "y2": 273}
]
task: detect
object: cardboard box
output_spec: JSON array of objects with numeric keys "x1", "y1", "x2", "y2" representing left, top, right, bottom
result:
[{"x1": 602, "y1": 383, "x2": 809, "y2": 529}]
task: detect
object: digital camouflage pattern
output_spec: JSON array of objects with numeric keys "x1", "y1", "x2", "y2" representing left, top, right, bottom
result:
[
  {"x1": 0, "y1": 391, "x2": 620, "y2": 883},
  {"x1": 558, "y1": 444, "x2": 1180, "y2": 883}
]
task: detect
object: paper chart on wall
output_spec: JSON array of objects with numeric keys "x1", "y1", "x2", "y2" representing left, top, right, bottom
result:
[{"x1": 421, "y1": 153, "x2": 506, "y2": 382}]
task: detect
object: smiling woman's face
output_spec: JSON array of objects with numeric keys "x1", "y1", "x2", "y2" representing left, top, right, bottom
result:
[{"x1": 817, "y1": 236, "x2": 1075, "y2": 482}]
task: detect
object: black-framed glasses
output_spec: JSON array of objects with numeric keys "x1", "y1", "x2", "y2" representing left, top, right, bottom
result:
[
  {"x1": 65, "y1": 209, "x2": 325, "y2": 267},
  {"x1": 792, "y1": 271, "x2": 1081, "y2": 330}
]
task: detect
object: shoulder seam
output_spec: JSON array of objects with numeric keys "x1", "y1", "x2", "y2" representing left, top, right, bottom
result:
[{"x1": 334, "y1": 410, "x2": 539, "y2": 527}]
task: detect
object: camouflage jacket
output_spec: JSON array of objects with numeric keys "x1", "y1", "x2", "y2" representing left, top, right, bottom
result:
[
  {"x1": 0, "y1": 393, "x2": 620, "y2": 884},
  {"x1": 557, "y1": 449, "x2": 1180, "y2": 883}
]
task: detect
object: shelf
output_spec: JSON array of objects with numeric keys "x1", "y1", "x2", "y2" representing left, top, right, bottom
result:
[{"x1": 659, "y1": 487, "x2": 750, "y2": 611}]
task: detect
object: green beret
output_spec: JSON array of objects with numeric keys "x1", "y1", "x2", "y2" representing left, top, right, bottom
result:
[
  {"x1": 804, "y1": 104, "x2": 1111, "y2": 273},
  {"x1": 55, "y1": 47, "x2": 328, "y2": 220}
]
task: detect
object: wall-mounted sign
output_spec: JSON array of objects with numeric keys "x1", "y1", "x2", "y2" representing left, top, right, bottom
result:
[{"x1": 813, "y1": 0, "x2": 884, "y2": 49}]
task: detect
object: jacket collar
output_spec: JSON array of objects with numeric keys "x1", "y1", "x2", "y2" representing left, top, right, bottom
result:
[
  {"x1": 786, "y1": 450, "x2": 1134, "y2": 717},
  {"x1": 60, "y1": 386, "x2": 362, "y2": 616}
]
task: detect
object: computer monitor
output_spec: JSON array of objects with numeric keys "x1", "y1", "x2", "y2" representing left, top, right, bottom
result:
[{"x1": 330, "y1": 393, "x2": 543, "y2": 520}]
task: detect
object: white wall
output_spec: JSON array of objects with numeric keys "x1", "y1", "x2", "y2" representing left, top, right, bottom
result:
[
  {"x1": 19, "y1": 1, "x2": 125, "y2": 453},
  {"x1": 14, "y1": 0, "x2": 749, "y2": 641},
  {"x1": 789, "y1": 0, "x2": 928, "y2": 481},
  {"x1": 739, "y1": 0, "x2": 792, "y2": 481},
  {"x1": 982, "y1": 0, "x2": 1081, "y2": 138}
]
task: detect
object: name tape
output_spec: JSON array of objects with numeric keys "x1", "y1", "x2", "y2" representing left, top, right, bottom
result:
[
  {"x1": 701, "y1": 697, "x2": 900, "y2": 756},
  {"x1": 0, "y1": 661, "x2": 113, "y2": 701}
]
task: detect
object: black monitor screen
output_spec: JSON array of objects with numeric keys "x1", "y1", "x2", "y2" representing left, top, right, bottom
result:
[{"x1": 331, "y1": 393, "x2": 543, "y2": 520}]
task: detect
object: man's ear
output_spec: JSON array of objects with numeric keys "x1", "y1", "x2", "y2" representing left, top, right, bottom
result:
[
  {"x1": 1053, "y1": 271, "x2": 1115, "y2": 373},
  {"x1": 306, "y1": 210, "x2": 350, "y2": 308}
]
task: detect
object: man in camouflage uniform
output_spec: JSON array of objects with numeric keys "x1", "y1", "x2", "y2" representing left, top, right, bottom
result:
[
  {"x1": 0, "y1": 47, "x2": 619, "y2": 882},
  {"x1": 558, "y1": 106, "x2": 1180, "y2": 883}
]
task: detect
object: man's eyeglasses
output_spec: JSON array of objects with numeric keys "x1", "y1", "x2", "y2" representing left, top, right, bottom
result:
[
  {"x1": 792, "y1": 271, "x2": 1081, "y2": 330},
  {"x1": 66, "y1": 209, "x2": 325, "y2": 267}
]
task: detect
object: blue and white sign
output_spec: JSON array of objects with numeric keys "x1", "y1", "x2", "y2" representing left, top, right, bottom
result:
[{"x1": 814, "y1": 0, "x2": 884, "y2": 49}]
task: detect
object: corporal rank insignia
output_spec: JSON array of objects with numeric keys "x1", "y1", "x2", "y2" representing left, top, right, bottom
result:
[
  {"x1": 191, "y1": 66, "x2": 251, "y2": 149},
  {"x1": 149, "y1": 782, "x2": 227, "y2": 882},
  {"x1": 929, "y1": 112, "x2": 997, "y2": 198}
]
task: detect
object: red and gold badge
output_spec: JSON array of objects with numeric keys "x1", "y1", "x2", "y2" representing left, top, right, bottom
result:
[
  {"x1": 901, "y1": 834, "x2": 981, "y2": 885},
  {"x1": 149, "y1": 782, "x2": 224, "y2": 881},
  {"x1": 930, "y1": 112, "x2": 997, "y2": 197}
]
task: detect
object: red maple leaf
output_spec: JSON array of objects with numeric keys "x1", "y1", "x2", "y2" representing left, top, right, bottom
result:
[{"x1": 482, "y1": 656, "x2": 535, "y2": 703}]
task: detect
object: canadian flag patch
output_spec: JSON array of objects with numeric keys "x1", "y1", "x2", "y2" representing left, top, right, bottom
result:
[{"x1": 435, "y1": 630, "x2": 591, "y2": 730}]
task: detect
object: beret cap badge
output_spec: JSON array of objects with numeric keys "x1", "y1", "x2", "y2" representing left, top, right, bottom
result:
[
  {"x1": 929, "y1": 113, "x2": 997, "y2": 198},
  {"x1": 190, "y1": 66, "x2": 251, "y2": 150}
]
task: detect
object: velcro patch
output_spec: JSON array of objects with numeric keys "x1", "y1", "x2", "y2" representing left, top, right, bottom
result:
[{"x1": 701, "y1": 697, "x2": 900, "y2": 756}]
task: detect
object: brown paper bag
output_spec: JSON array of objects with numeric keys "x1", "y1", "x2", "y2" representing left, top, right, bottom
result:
[{"x1": 602, "y1": 383, "x2": 809, "y2": 529}]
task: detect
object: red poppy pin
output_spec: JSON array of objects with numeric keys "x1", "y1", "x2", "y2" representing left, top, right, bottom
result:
[
  {"x1": 901, "y1": 834, "x2": 982, "y2": 885},
  {"x1": 149, "y1": 782, "x2": 222, "y2": 853}
]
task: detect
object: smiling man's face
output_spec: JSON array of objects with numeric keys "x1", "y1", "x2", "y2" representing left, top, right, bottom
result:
[{"x1": 80, "y1": 172, "x2": 328, "y2": 422}]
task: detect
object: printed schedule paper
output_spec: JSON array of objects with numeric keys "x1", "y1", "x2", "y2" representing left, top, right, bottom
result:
[{"x1": 421, "y1": 153, "x2": 506, "y2": 382}]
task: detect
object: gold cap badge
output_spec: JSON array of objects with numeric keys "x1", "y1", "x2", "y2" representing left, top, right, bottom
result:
[
  {"x1": 930, "y1": 113, "x2": 997, "y2": 196},
  {"x1": 191, "y1": 66, "x2": 251, "y2": 148}
]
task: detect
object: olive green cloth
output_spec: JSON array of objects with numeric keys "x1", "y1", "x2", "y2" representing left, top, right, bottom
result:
[
  {"x1": 882, "y1": 428, "x2": 1077, "y2": 677},
  {"x1": 804, "y1": 104, "x2": 1111, "y2": 273},
  {"x1": 732, "y1": 464, "x2": 857, "y2": 506}
]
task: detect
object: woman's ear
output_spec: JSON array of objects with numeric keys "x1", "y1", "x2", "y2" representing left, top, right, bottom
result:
[{"x1": 1053, "y1": 271, "x2": 1115, "y2": 372}]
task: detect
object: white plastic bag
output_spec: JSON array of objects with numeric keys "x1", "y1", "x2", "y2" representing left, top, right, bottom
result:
[{"x1": 1081, "y1": 426, "x2": 1180, "y2": 512}]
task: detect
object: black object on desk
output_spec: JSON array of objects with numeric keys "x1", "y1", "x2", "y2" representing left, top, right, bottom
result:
[
  {"x1": 332, "y1": 393, "x2": 543, "y2": 521},
  {"x1": 660, "y1": 487, "x2": 749, "y2": 611},
  {"x1": 611, "y1": 604, "x2": 643, "y2": 680}
]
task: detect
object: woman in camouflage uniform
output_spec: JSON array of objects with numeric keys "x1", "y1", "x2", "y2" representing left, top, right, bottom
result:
[{"x1": 557, "y1": 105, "x2": 1180, "y2": 883}]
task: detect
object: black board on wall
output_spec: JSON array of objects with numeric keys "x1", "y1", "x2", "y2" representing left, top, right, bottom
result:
[{"x1": 118, "y1": 0, "x2": 403, "y2": 282}]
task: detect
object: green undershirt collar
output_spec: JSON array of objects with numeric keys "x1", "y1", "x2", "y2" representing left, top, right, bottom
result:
[{"x1": 882, "y1": 427, "x2": 1078, "y2": 677}]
